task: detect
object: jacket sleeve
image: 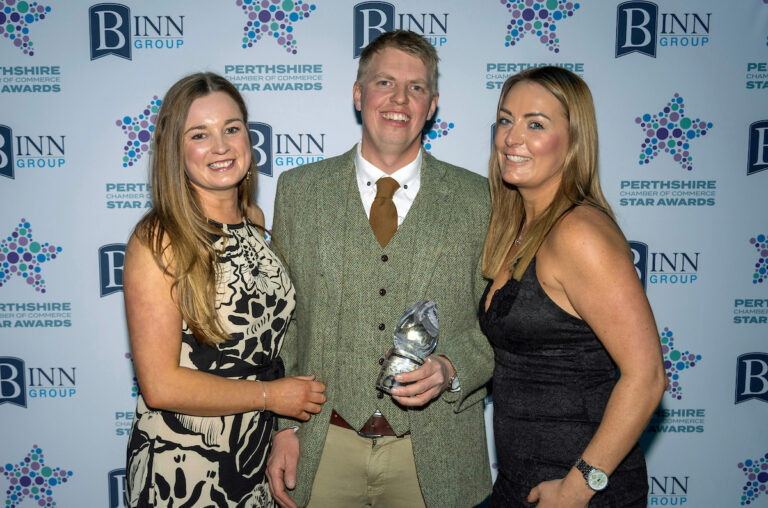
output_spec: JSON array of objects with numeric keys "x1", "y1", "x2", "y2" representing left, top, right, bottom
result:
[
  {"x1": 438, "y1": 178, "x2": 494, "y2": 412},
  {"x1": 272, "y1": 172, "x2": 303, "y2": 431}
]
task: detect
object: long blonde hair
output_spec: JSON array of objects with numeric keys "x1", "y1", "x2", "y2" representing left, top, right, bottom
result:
[
  {"x1": 134, "y1": 72, "x2": 257, "y2": 346},
  {"x1": 482, "y1": 66, "x2": 615, "y2": 281}
]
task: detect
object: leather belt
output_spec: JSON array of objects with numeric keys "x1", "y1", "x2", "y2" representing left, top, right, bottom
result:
[{"x1": 330, "y1": 410, "x2": 409, "y2": 438}]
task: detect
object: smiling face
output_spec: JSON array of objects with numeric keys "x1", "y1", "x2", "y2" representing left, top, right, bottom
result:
[
  {"x1": 494, "y1": 80, "x2": 570, "y2": 202},
  {"x1": 183, "y1": 91, "x2": 251, "y2": 204},
  {"x1": 353, "y1": 47, "x2": 438, "y2": 172}
]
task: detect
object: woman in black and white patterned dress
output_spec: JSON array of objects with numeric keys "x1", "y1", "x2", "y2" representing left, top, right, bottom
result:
[{"x1": 123, "y1": 73, "x2": 326, "y2": 507}]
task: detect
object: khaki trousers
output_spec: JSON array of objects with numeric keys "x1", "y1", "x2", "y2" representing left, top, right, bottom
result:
[{"x1": 306, "y1": 423, "x2": 427, "y2": 508}]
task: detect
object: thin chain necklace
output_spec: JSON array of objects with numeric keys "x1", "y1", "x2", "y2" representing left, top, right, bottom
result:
[{"x1": 514, "y1": 220, "x2": 529, "y2": 246}]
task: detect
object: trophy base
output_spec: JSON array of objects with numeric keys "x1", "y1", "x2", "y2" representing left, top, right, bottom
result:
[{"x1": 375, "y1": 351, "x2": 425, "y2": 394}]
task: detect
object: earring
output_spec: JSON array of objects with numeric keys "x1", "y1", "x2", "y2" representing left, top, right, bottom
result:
[{"x1": 245, "y1": 168, "x2": 252, "y2": 183}]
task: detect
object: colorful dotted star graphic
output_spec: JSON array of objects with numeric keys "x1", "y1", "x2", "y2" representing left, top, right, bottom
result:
[
  {"x1": 3, "y1": 446, "x2": 73, "y2": 507},
  {"x1": 0, "y1": 219, "x2": 61, "y2": 294},
  {"x1": 635, "y1": 93, "x2": 713, "y2": 171},
  {"x1": 422, "y1": 118, "x2": 455, "y2": 153},
  {"x1": 500, "y1": 0, "x2": 580, "y2": 53},
  {"x1": 738, "y1": 453, "x2": 768, "y2": 506},
  {"x1": 750, "y1": 234, "x2": 767, "y2": 284},
  {"x1": 116, "y1": 96, "x2": 161, "y2": 168},
  {"x1": 125, "y1": 352, "x2": 140, "y2": 398},
  {"x1": 0, "y1": 1, "x2": 51, "y2": 56},
  {"x1": 660, "y1": 327, "x2": 701, "y2": 400},
  {"x1": 236, "y1": 0, "x2": 316, "y2": 54}
]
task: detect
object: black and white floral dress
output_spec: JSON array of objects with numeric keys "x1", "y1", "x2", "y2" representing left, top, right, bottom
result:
[{"x1": 126, "y1": 220, "x2": 295, "y2": 507}]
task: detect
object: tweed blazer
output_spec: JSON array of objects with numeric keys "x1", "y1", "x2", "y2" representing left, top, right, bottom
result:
[{"x1": 272, "y1": 147, "x2": 493, "y2": 507}]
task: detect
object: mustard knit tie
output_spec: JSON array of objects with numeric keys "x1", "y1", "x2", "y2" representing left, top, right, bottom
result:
[{"x1": 369, "y1": 177, "x2": 400, "y2": 247}]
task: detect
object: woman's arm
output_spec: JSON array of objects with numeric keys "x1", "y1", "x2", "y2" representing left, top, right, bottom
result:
[
  {"x1": 124, "y1": 233, "x2": 325, "y2": 419},
  {"x1": 529, "y1": 207, "x2": 666, "y2": 506}
]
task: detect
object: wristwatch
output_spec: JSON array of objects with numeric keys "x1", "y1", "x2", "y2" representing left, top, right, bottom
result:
[
  {"x1": 574, "y1": 457, "x2": 609, "y2": 491},
  {"x1": 448, "y1": 373, "x2": 460, "y2": 392}
]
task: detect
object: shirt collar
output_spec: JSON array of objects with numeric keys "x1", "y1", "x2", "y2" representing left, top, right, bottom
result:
[{"x1": 355, "y1": 142, "x2": 421, "y2": 195}]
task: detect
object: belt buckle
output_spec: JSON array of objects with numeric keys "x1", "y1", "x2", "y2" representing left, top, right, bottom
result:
[{"x1": 356, "y1": 430, "x2": 384, "y2": 439}]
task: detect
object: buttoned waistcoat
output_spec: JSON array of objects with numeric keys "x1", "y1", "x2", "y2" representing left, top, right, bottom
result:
[{"x1": 272, "y1": 147, "x2": 493, "y2": 507}]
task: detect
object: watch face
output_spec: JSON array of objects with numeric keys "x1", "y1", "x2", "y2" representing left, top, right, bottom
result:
[{"x1": 587, "y1": 469, "x2": 609, "y2": 491}]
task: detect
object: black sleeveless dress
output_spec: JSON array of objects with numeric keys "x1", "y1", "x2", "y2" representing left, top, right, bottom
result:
[{"x1": 478, "y1": 258, "x2": 647, "y2": 507}]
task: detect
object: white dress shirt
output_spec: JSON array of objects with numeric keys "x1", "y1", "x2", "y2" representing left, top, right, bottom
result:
[{"x1": 355, "y1": 142, "x2": 421, "y2": 225}]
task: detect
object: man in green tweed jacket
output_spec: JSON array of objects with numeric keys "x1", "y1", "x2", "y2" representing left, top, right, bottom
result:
[{"x1": 267, "y1": 30, "x2": 493, "y2": 508}]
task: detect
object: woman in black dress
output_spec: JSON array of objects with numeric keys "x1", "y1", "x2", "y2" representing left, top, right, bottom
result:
[{"x1": 479, "y1": 66, "x2": 666, "y2": 507}]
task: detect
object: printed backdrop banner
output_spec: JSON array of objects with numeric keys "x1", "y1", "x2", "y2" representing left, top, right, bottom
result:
[{"x1": 1, "y1": 1, "x2": 767, "y2": 506}]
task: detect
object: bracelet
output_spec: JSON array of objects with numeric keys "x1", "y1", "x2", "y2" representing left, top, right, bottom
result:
[{"x1": 258, "y1": 380, "x2": 267, "y2": 412}]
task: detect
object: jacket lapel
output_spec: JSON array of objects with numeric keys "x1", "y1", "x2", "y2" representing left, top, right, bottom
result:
[
  {"x1": 317, "y1": 148, "x2": 358, "y2": 297},
  {"x1": 404, "y1": 151, "x2": 451, "y2": 298}
]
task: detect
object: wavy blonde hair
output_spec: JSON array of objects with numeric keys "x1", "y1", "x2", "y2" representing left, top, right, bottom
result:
[
  {"x1": 482, "y1": 66, "x2": 615, "y2": 281},
  {"x1": 134, "y1": 72, "x2": 257, "y2": 346}
]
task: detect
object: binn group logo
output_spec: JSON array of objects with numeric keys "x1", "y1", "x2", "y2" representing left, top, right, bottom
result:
[
  {"x1": 116, "y1": 96, "x2": 161, "y2": 168},
  {"x1": 635, "y1": 93, "x2": 713, "y2": 172},
  {"x1": 616, "y1": 1, "x2": 711, "y2": 58},
  {"x1": 0, "y1": 1, "x2": 51, "y2": 56},
  {"x1": 248, "y1": 122, "x2": 325, "y2": 177},
  {"x1": 748, "y1": 121, "x2": 768, "y2": 175},
  {"x1": 236, "y1": 0, "x2": 316, "y2": 54},
  {"x1": 648, "y1": 475, "x2": 689, "y2": 506},
  {"x1": 735, "y1": 353, "x2": 768, "y2": 405},
  {"x1": 421, "y1": 118, "x2": 454, "y2": 153},
  {"x1": 2, "y1": 445, "x2": 73, "y2": 507},
  {"x1": 0, "y1": 125, "x2": 66, "y2": 180},
  {"x1": 353, "y1": 2, "x2": 449, "y2": 58},
  {"x1": 738, "y1": 452, "x2": 768, "y2": 506},
  {"x1": 249, "y1": 122, "x2": 273, "y2": 176},
  {"x1": 0, "y1": 219, "x2": 61, "y2": 294},
  {"x1": 500, "y1": 0, "x2": 580, "y2": 53},
  {"x1": 108, "y1": 468, "x2": 127, "y2": 508},
  {"x1": 99, "y1": 244, "x2": 125, "y2": 297},
  {"x1": 660, "y1": 327, "x2": 702, "y2": 400},
  {"x1": 89, "y1": 3, "x2": 185, "y2": 61},
  {"x1": 629, "y1": 241, "x2": 700, "y2": 289},
  {"x1": 0, "y1": 357, "x2": 78, "y2": 408}
]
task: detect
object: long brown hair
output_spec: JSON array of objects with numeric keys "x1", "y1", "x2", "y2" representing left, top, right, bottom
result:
[
  {"x1": 482, "y1": 66, "x2": 615, "y2": 281},
  {"x1": 134, "y1": 72, "x2": 257, "y2": 346}
]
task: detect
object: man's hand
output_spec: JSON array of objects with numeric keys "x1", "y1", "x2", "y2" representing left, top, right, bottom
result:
[
  {"x1": 390, "y1": 354, "x2": 454, "y2": 406},
  {"x1": 266, "y1": 429, "x2": 300, "y2": 508}
]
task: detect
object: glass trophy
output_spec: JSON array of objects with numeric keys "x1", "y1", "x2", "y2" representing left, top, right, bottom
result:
[{"x1": 376, "y1": 300, "x2": 438, "y2": 394}]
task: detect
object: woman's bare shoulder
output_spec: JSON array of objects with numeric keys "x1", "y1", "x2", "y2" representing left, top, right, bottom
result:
[{"x1": 544, "y1": 205, "x2": 629, "y2": 270}]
